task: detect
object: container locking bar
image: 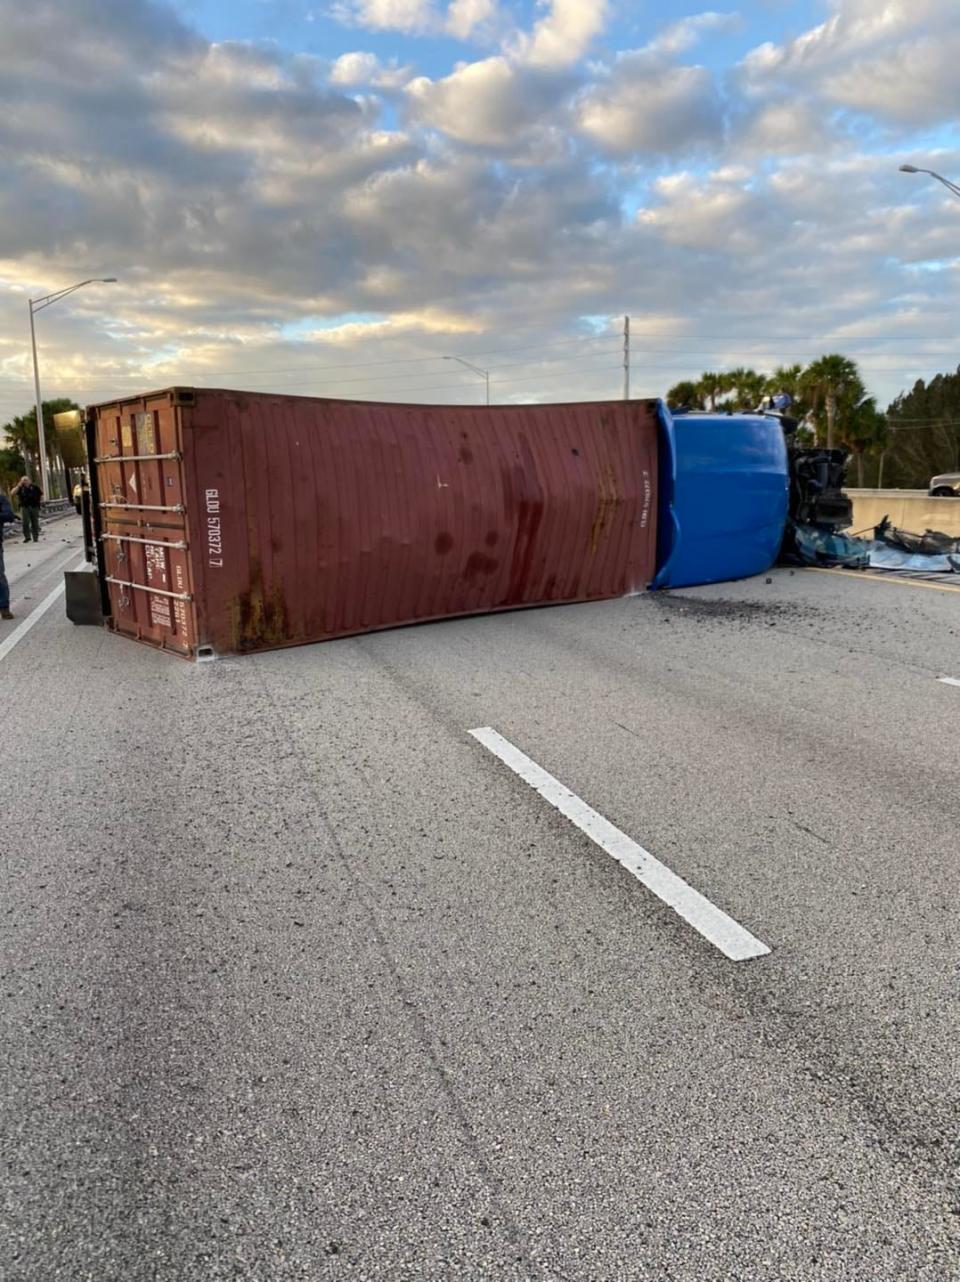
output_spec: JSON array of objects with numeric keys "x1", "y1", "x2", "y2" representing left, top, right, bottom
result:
[
  {"x1": 103, "y1": 576, "x2": 193, "y2": 602},
  {"x1": 94, "y1": 452, "x2": 182, "y2": 463},
  {"x1": 99, "y1": 502, "x2": 185, "y2": 513},
  {"x1": 100, "y1": 533, "x2": 188, "y2": 551}
]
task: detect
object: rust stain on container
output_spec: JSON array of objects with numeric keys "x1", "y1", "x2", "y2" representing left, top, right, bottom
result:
[
  {"x1": 232, "y1": 561, "x2": 291, "y2": 652},
  {"x1": 86, "y1": 389, "x2": 660, "y2": 659}
]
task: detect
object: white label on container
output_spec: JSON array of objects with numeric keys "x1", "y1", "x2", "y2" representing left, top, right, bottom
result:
[
  {"x1": 640, "y1": 468, "x2": 652, "y2": 529},
  {"x1": 205, "y1": 488, "x2": 223, "y2": 568}
]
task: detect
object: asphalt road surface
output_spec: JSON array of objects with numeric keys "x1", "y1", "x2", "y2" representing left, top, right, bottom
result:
[{"x1": 2, "y1": 522, "x2": 958, "y2": 1280}]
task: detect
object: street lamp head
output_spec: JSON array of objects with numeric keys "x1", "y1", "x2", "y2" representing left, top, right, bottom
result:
[
  {"x1": 99, "y1": 277, "x2": 118, "y2": 283},
  {"x1": 899, "y1": 164, "x2": 920, "y2": 173}
]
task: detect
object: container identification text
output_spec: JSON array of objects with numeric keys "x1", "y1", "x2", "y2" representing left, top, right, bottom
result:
[{"x1": 206, "y1": 488, "x2": 223, "y2": 568}]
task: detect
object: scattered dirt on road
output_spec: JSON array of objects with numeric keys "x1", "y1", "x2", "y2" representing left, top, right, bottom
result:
[{"x1": 651, "y1": 595, "x2": 815, "y2": 627}]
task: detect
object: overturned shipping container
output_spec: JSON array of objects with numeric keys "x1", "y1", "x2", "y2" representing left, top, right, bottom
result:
[{"x1": 86, "y1": 389, "x2": 662, "y2": 659}]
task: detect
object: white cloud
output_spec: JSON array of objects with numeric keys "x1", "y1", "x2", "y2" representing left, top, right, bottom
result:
[
  {"x1": 742, "y1": 0, "x2": 944, "y2": 79},
  {"x1": 512, "y1": 0, "x2": 609, "y2": 69},
  {"x1": 732, "y1": 99, "x2": 836, "y2": 157},
  {"x1": 2, "y1": 0, "x2": 960, "y2": 423},
  {"x1": 637, "y1": 168, "x2": 770, "y2": 252},
  {"x1": 822, "y1": 34, "x2": 960, "y2": 126},
  {"x1": 577, "y1": 53, "x2": 723, "y2": 155},
  {"x1": 329, "y1": 51, "x2": 412, "y2": 88},
  {"x1": 331, "y1": 0, "x2": 434, "y2": 34},
  {"x1": 332, "y1": 0, "x2": 501, "y2": 38},
  {"x1": 646, "y1": 10, "x2": 741, "y2": 57},
  {"x1": 406, "y1": 57, "x2": 571, "y2": 148},
  {"x1": 330, "y1": 50, "x2": 379, "y2": 83},
  {"x1": 445, "y1": 0, "x2": 497, "y2": 39},
  {"x1": 740, "y1": 0, "x2": 960, "y2": 126}
]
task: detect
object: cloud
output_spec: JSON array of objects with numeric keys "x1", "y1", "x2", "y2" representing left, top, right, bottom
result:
[
  {"x1": 329, "y1": 51, "x2": 412, "y2": 88},
  {"x1": 406, "y1": 57, "x2": 572, "y2": 148},
  {"x1": 577, "y1": 53, "x2": 723, "y2": 155},
  {"x1": 0, "y1": 2, "x2": 394, "y2": 307},
  {"x1": 331, "y1": 0, "x2": 435, "y2": 34},
  {"x1": 636, "y1": 167, "x2": 776, "y2": 253},
  {"x1": 730, "y1": 98, "x2": 837, "y2": 157},
  {"x1": 646, "y1": 10, "x2": 742, "y2": 57},
  {"x1": 2, "y1": 0, "x2": 960, "y2": 423},
  {"x1": 331, "y1": 0, "x2": 500, "y2": 38},
  {"x1": 741, "y1": 0, "x2": 943, "y2": 79},
  {"x1": 822, "y1": 35, "x2": 960, "y2": 127},
  {"x1": 445, "y1": 0, "x2": 498, "y2": 39},
  {"x1": 740, "y1": 0, "x2": 960, "y2": 127},
  {"x1": 512, "y1": 0, "x2": 609, "y2": 69}
]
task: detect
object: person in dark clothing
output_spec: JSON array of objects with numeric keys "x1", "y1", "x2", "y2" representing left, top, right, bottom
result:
[
  {"x1": 0, "y1": 489, "x2": 15, "y2": 618},
  {"x1": 12, "y1": 476, "x2": 42, "y2": 542}
]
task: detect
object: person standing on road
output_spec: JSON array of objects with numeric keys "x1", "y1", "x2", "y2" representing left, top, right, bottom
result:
[
  {"x1": 0, "y1": 488, "x2": 15, "y2": 619},
  {"x1": 11, "y1": 475, "x2": 42, "y2": 543}
]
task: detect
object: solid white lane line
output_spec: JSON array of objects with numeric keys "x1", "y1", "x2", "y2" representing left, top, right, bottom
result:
[
  {"x1": 0, "y1": 559, "x2": 87, "y2": 666},
  {"x1": 937, "y1": 677, "x2": 960, "y2": 688},
  {"x1": 469, "y1": 726, "x2": 771, "y2": 963}
]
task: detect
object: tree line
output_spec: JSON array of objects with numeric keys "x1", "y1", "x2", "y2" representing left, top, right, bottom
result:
[
  {"x1": 667, "y1": 355, "x2": 960, "y2": 489},
  {"x1": 666, "y1": 354, "x2": 890, "y2": 486},
  {"x1": 884, "y1": 369, "x2": 960, "y2": 489}
]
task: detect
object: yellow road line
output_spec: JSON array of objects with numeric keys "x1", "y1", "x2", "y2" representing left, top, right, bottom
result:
[{"x1": 803, "y1": 566, "x2": 960, "y2": 595}]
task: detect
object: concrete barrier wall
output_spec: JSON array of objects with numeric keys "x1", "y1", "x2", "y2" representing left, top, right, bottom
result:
[{"x1": 845, "y1": 489, "x2": 960, "y2": 537}]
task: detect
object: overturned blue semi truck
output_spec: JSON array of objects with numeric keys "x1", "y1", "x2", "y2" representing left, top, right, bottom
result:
[
  {"x1": 70, "y1": 391, "x2": 837, "y2": 658},
  {"x1": 658, "y1": 406, "x2": 859, "y2": 585}
]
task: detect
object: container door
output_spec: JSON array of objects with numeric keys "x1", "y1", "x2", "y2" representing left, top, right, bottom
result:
[{"x1": 93, "y1": 393, "x2": 197, "y2": 656}]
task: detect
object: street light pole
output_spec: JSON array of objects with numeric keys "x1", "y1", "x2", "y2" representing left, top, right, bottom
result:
[
  {"x1": 28, "y1": 302, "x2": 46, "y2": 496},
  {"x1": 899, "y1": 163, "x2": 960, "y2": 202},
  {"x1": 27, "y1": 277, "x2": 117, "y2": 498},
  {"x1": 442, "y1": 355, "x2": 490, "y2": 405}
]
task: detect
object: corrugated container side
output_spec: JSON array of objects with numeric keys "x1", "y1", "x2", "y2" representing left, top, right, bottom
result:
[{"x1": 90, "y1": 389, "x2": 661, "y2": 658}]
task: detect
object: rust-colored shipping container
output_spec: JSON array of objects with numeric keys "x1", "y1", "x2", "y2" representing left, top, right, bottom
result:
[{"x1": 85, "y1": 388, "x2": 660, "y2": 659}]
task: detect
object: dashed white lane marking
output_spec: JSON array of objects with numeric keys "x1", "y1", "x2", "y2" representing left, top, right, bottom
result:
[
  {"x1": 469, "y1": 726, "x2": 771, "y2": 963},
  {"x1": 0, "y1": 558, "x2": 87, "y2": 665},
  {"x1": 938, "y1": 677, "x2": 960, "y2": 688}
]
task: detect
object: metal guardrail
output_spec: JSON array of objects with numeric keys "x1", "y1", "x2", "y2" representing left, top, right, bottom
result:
[{"x1": 2, "y1": 498, "x2": 77, "y2": 539}]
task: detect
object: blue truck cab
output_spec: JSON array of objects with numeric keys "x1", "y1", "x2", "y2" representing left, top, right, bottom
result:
[{"x1": 654, "y1": 409, "x2": 790, "y2": 589}]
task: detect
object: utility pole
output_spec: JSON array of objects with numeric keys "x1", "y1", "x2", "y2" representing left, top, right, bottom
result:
[{"x1": 622, "y1": 315, "x2": 630, "y2": 401}]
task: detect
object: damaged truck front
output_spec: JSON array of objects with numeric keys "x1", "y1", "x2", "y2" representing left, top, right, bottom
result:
[{"x1": 781, "y1": 443, "x2": 870, "y2": 569}]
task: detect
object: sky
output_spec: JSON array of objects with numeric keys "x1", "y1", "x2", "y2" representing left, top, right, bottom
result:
[{"x1": 1, "y1": 0, "x2": 959, "y2": 420}]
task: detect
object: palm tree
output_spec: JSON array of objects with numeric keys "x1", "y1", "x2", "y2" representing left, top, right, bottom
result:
[
  {"x1": 765, "y1": 364, "x2": 805, "y2": 416},
  {"x1": 0, "y1": 445, "x2": 25, "y2": 494},
  {"x1": 2, "y1": 398, "x2": 80, "y2": 493},
  {"x1": 801, "y1": 355, "x2": 862, "y2": 449},
  {"x1": 839, "y1": 396, "x2": 889, "y2": 487},
  {"x1": 665, "y1": 380, "x2": 704, "y2": 410},
  {"x1": 726, "y1": 367, "x2": 765, "y2": 411},
  {"x1": 3, "y1": 412, "x2": 38, "y2": 474},
  {"x1": 696, "y1": 371, "x2": 726, "y2": 411}
]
